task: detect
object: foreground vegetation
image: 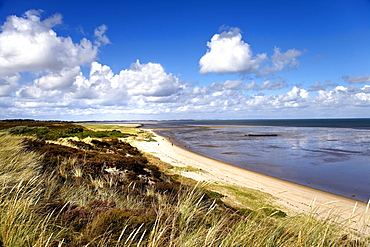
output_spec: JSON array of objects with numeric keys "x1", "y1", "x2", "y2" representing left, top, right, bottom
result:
[{"x1": 0, "y1": 120, "x2": 368, "y2": 246}]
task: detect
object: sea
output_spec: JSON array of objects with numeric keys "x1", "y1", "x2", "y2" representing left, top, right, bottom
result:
[{"x1": 140, "y1": 119, "x2": 370, "y2": 203}]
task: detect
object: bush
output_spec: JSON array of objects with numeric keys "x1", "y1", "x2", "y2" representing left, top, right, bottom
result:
[
  {"x1": 22, "y1": 138, "x2": 149, "y2": 182},
  {"x1": 64, "y1": 126, "x2": 84, "y2": 134},
  {"x1": 7, "y1": 126, "x2": 30, "y2": 134}
]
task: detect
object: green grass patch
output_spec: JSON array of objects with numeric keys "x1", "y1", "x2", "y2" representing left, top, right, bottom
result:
[
  {"x1": 170, "y1": 165, "x2": 206, "y2": 173},
  {"x1": 208, "y1": 184, "x2": 275, "y2": 211},
  {"x1": 200, "y1": 188, "x2": 225, "y2": 199}
]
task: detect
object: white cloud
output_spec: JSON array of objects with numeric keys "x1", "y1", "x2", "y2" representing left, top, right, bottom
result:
[
  {"x1": 0, "y1": 10, "x2": 117, "y2": 109},
  {"x1": 199, "y1": 27, "x2": 266, "y2": 74},
  {"x1": 88, "y1": 62, "x2": 116, "y2": 90},
  {"x1": 16, "y1": 84, "x2": 62, "y2": 101},
  {"x1": 244, "y1": 79, "x2": 287, "y2": 91},
  {"x1": 114, "y1": 60, "x2": 182, "y2": 97},
  {"x1": 259, "y1": 47, "x2": 303, "y2": 76},
  {"x1": 0, "y1": 74, "x2": 20, "y2": 96},
  {"x1": 34, "y1": 67, "x2": 81, "y2": 90},
  {"x1": 210, "y1": 80, "x2": 243, "y2": 91},
  {"x1": 94, "y1": 25, "x2": 110, "y2": 46},
  {"x1": 278, "y1": 86, "x2": 309, "y2": 104},
  {"x1": 315, "y1": 85, "x2": 370, "y2": 107},
  {"x1": 342, "y1": 74, "x2": 370, "y2": 84},
  {"x1": 199, "y1": 27, "x2": 303, "y2": 76},
  {"x1": 13, "y1": 60, "x2": 184, "y2": 109},
  {"x1": 0, "y1": 10, "x2": 98, "y2": 76},
  {"x1": 243, "y1": 86, "x2": 309, "y2": 109}
]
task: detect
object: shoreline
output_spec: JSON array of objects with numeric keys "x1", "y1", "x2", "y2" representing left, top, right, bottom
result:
[{"x1": 134, "y1": 129, "x2": 370, "y2": 230}]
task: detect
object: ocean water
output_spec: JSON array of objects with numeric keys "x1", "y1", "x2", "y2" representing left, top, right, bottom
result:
[{"x1": 143, "y1": 119, "x2": 370, "y2": 202}]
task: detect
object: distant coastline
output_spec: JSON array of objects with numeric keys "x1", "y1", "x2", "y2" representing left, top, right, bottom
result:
[{"x1": 140, "y1": 118, "x2": 370, "y2": 129}]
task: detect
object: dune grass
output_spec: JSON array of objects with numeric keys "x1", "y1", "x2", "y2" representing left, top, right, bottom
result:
[{"x1": 0, "y1": 130, "x2": 369, "y2": 246}]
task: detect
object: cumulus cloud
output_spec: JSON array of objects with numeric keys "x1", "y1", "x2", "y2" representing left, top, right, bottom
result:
[
  {"x1": 278, "y1": 86, "x2": 308, "y2": 104},
  {"x1": 0, "y1": 10, "x2": 117, "y2": 108},
  {"x1": 13, "y1": 60, "x2": 183, "y2": 109},
  {"x1": 0, "y1": 10, "x2": 98, "y2": 76},
  {"x1": 199, "y1": 27, "x2": 266, "y2": 74},
  {"x1": 342, "y1": 74, "x2": 370, "y2": 84},
  {"x1": 199, "y1": 27, "x2": 303, "y2": 77},
  {"x1": 114, "y1": 60, "x2": 182, "y2": 97}
]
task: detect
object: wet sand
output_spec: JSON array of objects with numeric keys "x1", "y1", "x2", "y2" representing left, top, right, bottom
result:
[{"x1": 134, "y1": 129, "x2": 370, "y2": 231}]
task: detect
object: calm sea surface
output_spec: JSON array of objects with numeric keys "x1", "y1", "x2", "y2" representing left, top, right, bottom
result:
[{"x1": 141, "y1": 119, "x2": 370, "y2": 202}]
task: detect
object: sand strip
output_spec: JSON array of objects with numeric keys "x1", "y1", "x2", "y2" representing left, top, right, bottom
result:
[{"x1": 134, "y1": 129, "x2": 370, "y2": 231}]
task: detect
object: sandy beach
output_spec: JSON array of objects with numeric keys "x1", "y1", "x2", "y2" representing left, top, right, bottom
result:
[{"x1": 134, "y1": 129, "x2": 370, "y2": 232}]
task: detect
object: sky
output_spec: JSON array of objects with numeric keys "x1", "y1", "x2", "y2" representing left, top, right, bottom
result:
[{"x1": 0, "y1": 0, "x2": 370, "y2": 120}]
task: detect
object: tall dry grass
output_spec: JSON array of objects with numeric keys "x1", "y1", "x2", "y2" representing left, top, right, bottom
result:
[
  {"x1": 0, "y1": 133, "x2": 63, "y2": 246},
  {"x1": 0, "y1": 132, "x2": 41, "y2": 182}
]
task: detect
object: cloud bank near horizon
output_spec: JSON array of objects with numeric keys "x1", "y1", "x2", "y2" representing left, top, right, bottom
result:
[{"x1": 1, "y1": 11, "x2": 370, "y2": 120}]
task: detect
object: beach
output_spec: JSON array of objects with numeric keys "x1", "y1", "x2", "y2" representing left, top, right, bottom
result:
[{"x1": 134, "y1": 129, "x2": 370, "y2": 231}]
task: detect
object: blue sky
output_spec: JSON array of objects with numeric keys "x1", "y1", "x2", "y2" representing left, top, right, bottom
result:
[{"x1": 0, "y1": 0, "x2": 370, "y2": 120}]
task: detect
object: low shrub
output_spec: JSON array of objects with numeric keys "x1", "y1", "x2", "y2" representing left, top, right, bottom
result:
[{"x1": 22, "y1": 138, "x2": 149, "y2": 180}]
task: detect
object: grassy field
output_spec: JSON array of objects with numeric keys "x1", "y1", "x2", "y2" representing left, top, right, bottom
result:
[{"x1": 0, "y1": 121, "x2": 369, "y2": 246}]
